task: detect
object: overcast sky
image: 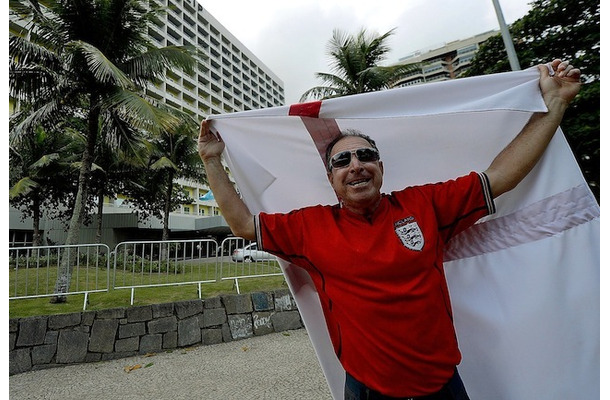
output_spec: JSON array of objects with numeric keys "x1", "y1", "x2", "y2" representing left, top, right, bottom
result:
[{"x1": 197, "y1": 0, "x2": 534, "y2": 104}]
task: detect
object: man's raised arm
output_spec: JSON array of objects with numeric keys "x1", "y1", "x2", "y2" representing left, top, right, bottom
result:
[
  {"x1": 484, "y1": 59, "x2": 582, "y2": 198},
  {"x1": 198, "y1": 120, "x2": 255, "y2": 240}
]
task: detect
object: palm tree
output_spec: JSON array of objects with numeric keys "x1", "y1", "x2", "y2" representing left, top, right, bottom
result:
[
  {"x1": 9, "y1": 0, "x2": 199, "y2": 300},
  {"x1": 300, "y1": 28, "x2": 418, "y2": 101},
  {"x1": 89, "y1": 127, "x2": 148, "y2": 244},
  {"x1": 146, "y1": 117, "x2": 203, "y2": 242},
  {"x1": 9, "y1": 122, "x2": 81, "y2": 246}
]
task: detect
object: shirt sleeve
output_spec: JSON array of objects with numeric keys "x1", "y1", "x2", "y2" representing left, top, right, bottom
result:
[
  {"x1": 408, "y1": 171, "x2": 495, "y2": 243},
  {"x1": 255, "y1": 209, "x2": 307, "y2": 262}
]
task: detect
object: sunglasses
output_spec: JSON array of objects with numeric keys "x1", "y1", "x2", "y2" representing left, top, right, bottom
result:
[{"x1": 328, "y1": 147, "x2": 380, "y2": 171}]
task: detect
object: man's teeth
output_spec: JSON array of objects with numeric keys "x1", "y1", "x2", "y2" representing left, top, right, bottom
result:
[{"x1": 349, "y1": 179, "x2": 368, "y2": 186}]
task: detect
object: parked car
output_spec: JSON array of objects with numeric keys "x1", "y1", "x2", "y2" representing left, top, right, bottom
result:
[{"x1": 231, "y1": 243, "x2": 276, "y2": 262}]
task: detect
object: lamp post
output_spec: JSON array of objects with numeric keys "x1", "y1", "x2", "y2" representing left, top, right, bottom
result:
[{"x1": 491, "y1": 0, "x2": 521, "y2": 71}]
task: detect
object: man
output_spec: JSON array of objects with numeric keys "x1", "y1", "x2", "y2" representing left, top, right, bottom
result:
[{"x1": 198, "y1": 59, "x2": 581, "y2": 399}]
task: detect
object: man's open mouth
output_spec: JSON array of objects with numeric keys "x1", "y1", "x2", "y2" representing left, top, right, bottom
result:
[{"x1": 348, "y1": 178, "x2": 370, "y2": 187}]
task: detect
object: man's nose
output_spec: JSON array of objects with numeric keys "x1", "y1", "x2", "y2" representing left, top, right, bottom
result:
[{"x1": 348, "y1": 156, "x2": 364, "y2": 170}]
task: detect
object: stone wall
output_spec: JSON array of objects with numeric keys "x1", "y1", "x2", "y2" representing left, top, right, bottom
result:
[{"x1": 9, "y1": 289, "x2": 303, "y2": 375}]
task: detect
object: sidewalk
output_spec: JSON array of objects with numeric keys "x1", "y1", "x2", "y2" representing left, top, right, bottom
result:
[{"x1": 9, "y1": 328, "x2": 333, "y2": 400}]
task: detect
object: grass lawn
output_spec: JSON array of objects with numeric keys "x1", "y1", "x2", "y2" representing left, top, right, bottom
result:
[{"x1": 9, "y1": 261, "x2": 288, "y2": 319}]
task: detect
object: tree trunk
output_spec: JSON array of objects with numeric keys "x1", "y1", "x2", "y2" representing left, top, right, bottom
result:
[
  {"x1": 95, "y1": 184, "x2": 104, "y2": 244},
  {"x1": 52, "y1": 98, "x2": 100, "y2": 303},
  {"x1": 159, "y1": 170, "x2": 174, "y2": 262},
  {"x1": 162, "y1": 170, "x2": 174, "y2": 242},
  {"x1": 32, "y1": 193, "x2": 42, "y2": 247}
]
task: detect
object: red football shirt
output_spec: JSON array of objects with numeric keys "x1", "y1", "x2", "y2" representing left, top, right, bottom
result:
[{"x1": 255, "y1": 171, "x2": 495, "y2": 397}]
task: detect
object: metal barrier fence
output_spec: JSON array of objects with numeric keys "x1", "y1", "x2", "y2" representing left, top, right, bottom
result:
[
  {"x1": 113, "y1": 238, "x2": 220, "y2": 304},
  {"x1": 9, "y1": 244, "x2": 111, "y2": 310},
  {"x1": 9, "y1": 239, "x2": 284, "y2": 309},
  {"x1": 113, "y1": 237, "x2": 283, "y2": 303},
  {"x1": 218, "y1": 237, "x2": 283, "y2": 294}
]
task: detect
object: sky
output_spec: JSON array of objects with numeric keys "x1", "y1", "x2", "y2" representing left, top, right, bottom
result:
[{"x1": 197, "y1": 0, "x2": 535, "y2": 104}]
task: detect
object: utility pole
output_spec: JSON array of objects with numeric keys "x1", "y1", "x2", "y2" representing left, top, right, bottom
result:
[{"x1": 491, "y1": 0, "x2": 521, "y2": 71}]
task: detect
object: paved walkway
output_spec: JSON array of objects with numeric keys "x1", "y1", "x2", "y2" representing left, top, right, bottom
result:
[{"x1": 9, "y1": 328, "x2": 333, "y2": 400}]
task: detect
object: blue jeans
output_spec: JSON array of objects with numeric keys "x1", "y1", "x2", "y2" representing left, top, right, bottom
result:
[{"x1": 344, "y1": 369, "x2": 471, "y2": 400}]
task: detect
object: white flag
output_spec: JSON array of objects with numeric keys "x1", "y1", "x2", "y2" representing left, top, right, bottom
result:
[{"x1": 208, "y1": 67, "x2": 600, "y2": 400}]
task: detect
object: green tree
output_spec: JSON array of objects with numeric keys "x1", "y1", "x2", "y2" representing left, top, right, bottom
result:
[
  {"x1": 88, "y1": 126, "x2": 148, "y2": 244},
  {"x1": 300, "y1": 28, "x2": 419, "y2": 101},
  {"x1": 464, "y1": 0, "x2": 599, "y2": 200},
  {"x1": 9, "y1": 121, "x2": 81, "y2": 246},
  {"x1": 133, "y1": 117, "x2": 204, "y2": 242},
  {"x1": 9, "y1": 0, "x2": 199, "y2": 300}
]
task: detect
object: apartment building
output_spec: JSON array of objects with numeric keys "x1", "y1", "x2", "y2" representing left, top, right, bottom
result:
[
  {"x1": 392, "y1": 30, "x2": 498, "y2": 88},
  {"x1": 123, "y1": 0, "x2": 285, "y2": 232},
  {"x1": 9, "y1": 0, "x2": 285, "y2": 247},
  {"x1": 146, "y1": 0, "x2": 284, "y2": 115}
]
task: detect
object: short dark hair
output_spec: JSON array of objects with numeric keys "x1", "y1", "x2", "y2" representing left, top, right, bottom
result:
[{"x1": 325, "y1": 129, "x2": 379, "y2": 171}]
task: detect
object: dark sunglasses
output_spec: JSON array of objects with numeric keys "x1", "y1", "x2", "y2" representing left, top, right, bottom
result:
[{"x1": 328, "y1": 147, "x2": 380, "y2": 171}]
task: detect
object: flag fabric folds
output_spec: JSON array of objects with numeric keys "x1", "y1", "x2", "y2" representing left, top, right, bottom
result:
[{"x1": 207, "y1": 67, "x2": 599, "y2": 400}]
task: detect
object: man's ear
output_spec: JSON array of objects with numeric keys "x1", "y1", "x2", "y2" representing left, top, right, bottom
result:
[
  {"x1": 379, "y1": 160, "x2": 384, "y2": 175},
  {"x1": 327, "y1": 171, "x2": 334, "y2": 185}
]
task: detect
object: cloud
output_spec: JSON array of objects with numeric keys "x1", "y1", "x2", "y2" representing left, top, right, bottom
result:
[{"x1": 254, "y1": 5, "x2": 352, "y2": 103}]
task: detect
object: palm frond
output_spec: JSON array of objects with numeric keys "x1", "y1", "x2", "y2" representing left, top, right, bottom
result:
[
  {"x1": 10, "y1": 177, "x2": 40, "y2": 200},
  {"x1": 9, "y1": 0, "x2": 41, "y2": 18},
  {"x1": 9, "y1": 34, "x2": 66, "y2": 101},
  {"x1": 9, "y1": 33, "x2": 61, "y2": 68},
  {"x1": 99, "y1": 111, "x2": 149, "y2": 168},
  {"x1": 9, "y1": 0, "x2": 48, "y2": 26},
  {"x1": 103, "y1": 89, "x2": 182, "y2": 134},
  {"x1": 150, "y1": 156, "x2": 178, "y2": 172},
  {"x1": 11, "y1": 0, "x2": 69, "y2": 51},
  {"x1": 66, "y1": 40, "x2": 134, "y2": 89},
  {"x1": 90, "y1": 162, "x2": 106, "y2": 173},
  {"x1": 70, "y1": 161, "x2": 105, "y2": 173},
  {"x1": 124, "y1": 45, "x2": 199, "y2": 84},
  {"x1": 10, "y1": 97, "x2": 65, "y2": 144},
  {"x1": 300, "y1": 86, "x2": 342, "y2": 102},
  {"x1": 30, "y1": 153, "x2": 60, "y2": 170}
]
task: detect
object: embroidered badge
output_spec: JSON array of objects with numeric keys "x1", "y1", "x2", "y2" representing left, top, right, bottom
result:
[{"x1": 394, "y1": 217, "x2": 424, "y2": 251}]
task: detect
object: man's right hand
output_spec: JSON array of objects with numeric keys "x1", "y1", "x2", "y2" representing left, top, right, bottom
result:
[
  {"x1": 197, "y1": 119, "x2": 256, "y2": 240},
  {"x1": 198, "y1": 120, "x2": 225, "y2": 162}
]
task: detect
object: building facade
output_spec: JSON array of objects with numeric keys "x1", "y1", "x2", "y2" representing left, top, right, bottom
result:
[
  {"x1": 391, "y1": 30, "x2": 498, "y2": 88},
  {"x1": 9, "y1": 0, "x2": 285, "y2": 248}
]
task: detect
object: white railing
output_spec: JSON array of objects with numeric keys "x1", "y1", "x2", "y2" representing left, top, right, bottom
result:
[
  {"x1": 9, "y1": 244, "x2": 111, "y2": 310},
  {"x1": 112, "y1": 238, "x2": 220, "y2": 304},
  {"x1": 218, "y1": 237, "x2": 283, "y2": 294},
  {"x1": 9, "y1": 238, "x2": 285, "y2": 309}
]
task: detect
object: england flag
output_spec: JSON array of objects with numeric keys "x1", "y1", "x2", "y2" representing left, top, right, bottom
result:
[{"x1": 208, "y1": 67, "x2": 600, "y2": 400}]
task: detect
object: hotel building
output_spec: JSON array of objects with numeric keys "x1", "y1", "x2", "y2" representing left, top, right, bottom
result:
[{"x1": 9, "y1": 0, "x2": 284, "y2": 247}]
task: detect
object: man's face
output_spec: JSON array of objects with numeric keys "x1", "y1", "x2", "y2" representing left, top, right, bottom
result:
[{"x1": 327, "y1": 136, "x2": 384, "y2": 215}]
